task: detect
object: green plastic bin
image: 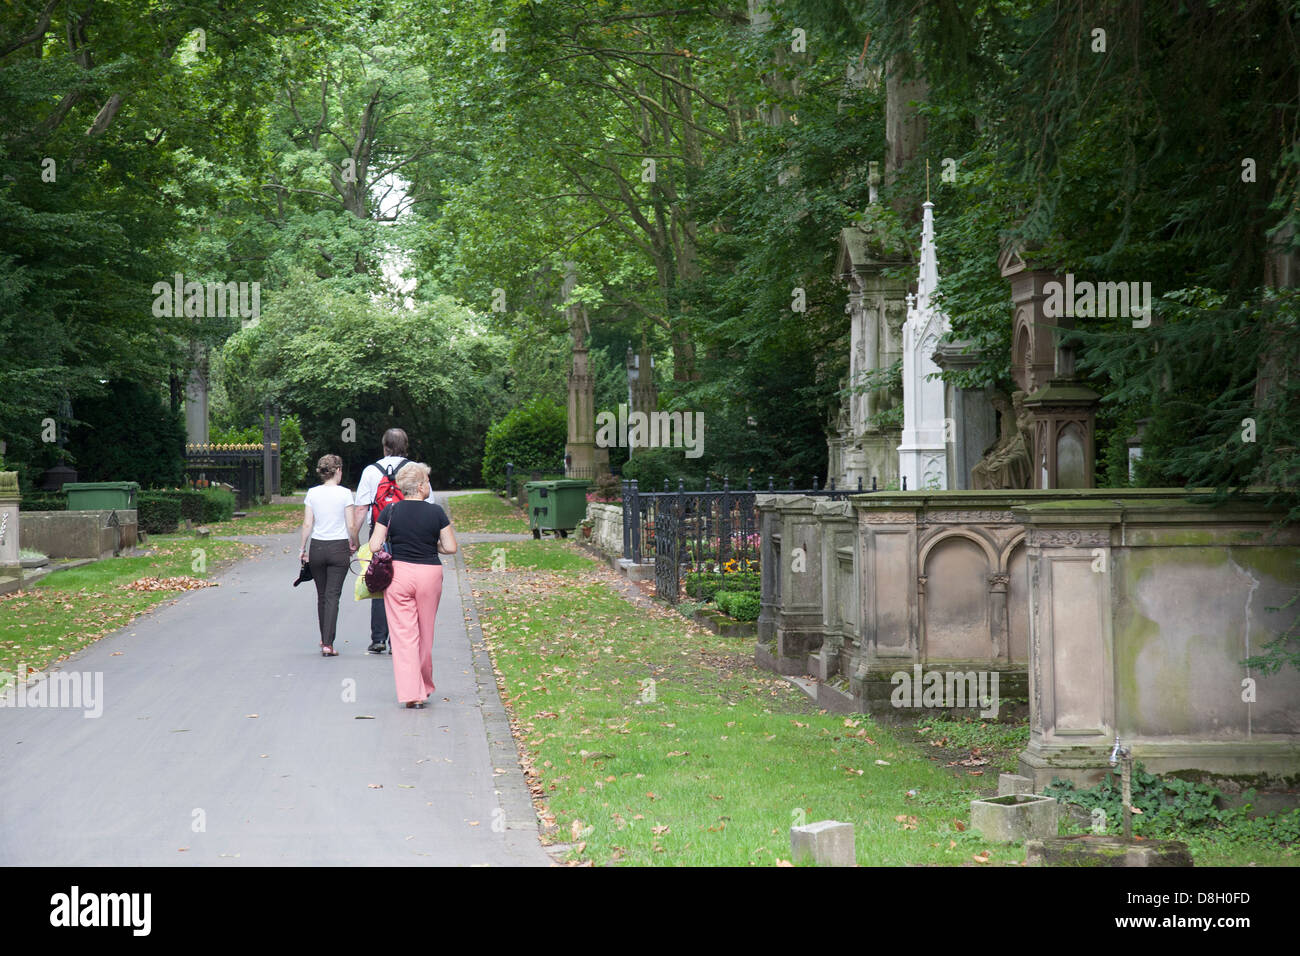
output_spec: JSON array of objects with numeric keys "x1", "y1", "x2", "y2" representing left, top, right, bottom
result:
[
  {"x1": 63, "y1": 481, "x2": 139, "y2": 511},
  {"x1": 524, "y1": 479, "x2": 590, "y2": 539}
]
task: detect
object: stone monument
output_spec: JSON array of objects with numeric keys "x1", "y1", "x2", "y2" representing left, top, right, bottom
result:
[
  {"x1": 564, "y1": 263, "x2": 609, "y2": 480},
  {"x1": 932, "y1": 340, "x2": 998, "y2": 490},
  {"x1": 625, "y1": 339, "x2": 657, "y2": 458},
  {"x1": 827, "y1": 162, "x2": 908, "y2": 491},
  {"x1": 0, "y1": 472, "x2": 21, "y2": 596},
  {"x1": 999, "y1": 246, "x2": 1100, "y2": 489},
  {"x1": 897, "y1": 200, "x2": 950, "y2": 491}
]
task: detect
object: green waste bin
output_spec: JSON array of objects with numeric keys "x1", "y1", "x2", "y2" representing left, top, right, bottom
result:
[
  {"x1": 63, "y1": 481, "x2": 140, "y2": 511},
  {"x1": 524, "y1": 479, "x2": 590, "y2": 539}
]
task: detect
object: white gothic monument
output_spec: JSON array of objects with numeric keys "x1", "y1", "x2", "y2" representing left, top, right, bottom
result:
[{"x1": 897, "y1": 200, "x2": 951, "y2": 491}]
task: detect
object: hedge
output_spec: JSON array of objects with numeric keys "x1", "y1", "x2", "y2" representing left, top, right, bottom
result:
[
  {"x1": 685, "y1": 571, "x2": 761, "y2": 602},
  {"x1": 715, "y1": 589, "x2": 761, "y2": 622},
  {"x1": 481, "y1": 399, "x2": 567, "y2": 492},
  {"x1": 198, "y1": 487, "x2": 235, "y2": 522},
  {"x1": 19, "y1": 492, "x2": 67, "y2": 512},
  {"x1": 137, "y1": 494, "x2": 182, "y2": 534}
]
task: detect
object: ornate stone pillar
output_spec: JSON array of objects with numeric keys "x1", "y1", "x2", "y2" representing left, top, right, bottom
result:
[
  {"x1": 1000, "y1": 248, "x2": 1099, "y2": 489},
  {"x1": 185, "y1": 341, "x2": 210, "y2": 446},
  {"x1": 832, "y1": 186, "x2": 909, "y2": 490},
  {"x1": 898, "y1": 201, "x2": 950, "y2": 491},
  {"x1": 563, "y1": 264, "x2": 608, "y2": 480}
]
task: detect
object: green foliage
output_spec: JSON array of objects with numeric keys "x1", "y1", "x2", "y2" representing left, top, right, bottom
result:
[
  {"x1": 278, "y1": 416, "x2": 308, "y2": 491},
  {"x1": 1045, "y1": 765, "x2": 1300, "y2": 848},
  {"x1": 714, "y1": 590, "x2": 760, "y2": 622},
  {"x1": 198, "y1": 487, "x2": 236, "y2": 523},
  {"x1": 18, "y1": 493, "x2": 66, "y2": 512},
  {"x1": 136, "y1": 494, "x2": 182, "y2": 535},
  {"x1": 209, "y1": 425, "x2": 262, "y2": 445},
  {"x1": 685, "y1": 571, "x2": 761, "y2": 603},
  {"x1": 480, "y1": 399, "x2": 567, "y2": 493},
  {"x1": 220, "y1": 277, "x2": 509, "y2": 489},
  {"x1": 591, "y1": 473, "x2": 622, "y2": 502},
  {"x1": 67, "y1": 381, "x2": 185, "y2": 488},
  {"x1": 620, "y1": 448, "x2": 709, "y2": 492}
]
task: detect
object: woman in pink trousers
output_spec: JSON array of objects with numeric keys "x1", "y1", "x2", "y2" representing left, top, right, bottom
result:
[{"x1": 367, "y1": 462, "x2": 458, "y2": 708}]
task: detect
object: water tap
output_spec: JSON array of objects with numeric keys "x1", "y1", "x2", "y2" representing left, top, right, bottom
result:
[{"x1": 1108, "y1": 735, "x2": 1129, "y2": 767}]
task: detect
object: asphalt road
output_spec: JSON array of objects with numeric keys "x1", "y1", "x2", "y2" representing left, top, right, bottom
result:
[{"x1": 0, "y1": 493, "x2": 550, "y2": 866}]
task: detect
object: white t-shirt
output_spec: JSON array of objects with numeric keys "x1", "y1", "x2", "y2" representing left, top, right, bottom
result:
[
  {"x1": 354, "y1": 456, "x2": 437, "y2": 525},
  {"x1": 304, "y1": 484, "x2": 355, "y2": 540}
]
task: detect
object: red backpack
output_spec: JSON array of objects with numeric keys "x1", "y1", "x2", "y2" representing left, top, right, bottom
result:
[{"x1": 370, "y1": 458, "x2": 410, "y2": 526}]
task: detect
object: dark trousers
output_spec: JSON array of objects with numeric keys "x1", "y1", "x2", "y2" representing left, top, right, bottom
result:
[
  {"x1": 369, "y1": 519, "x2": 389, "y2": 644},
  {"x1": 308, "y1": 538, "x2": 350, "y2": 647}
]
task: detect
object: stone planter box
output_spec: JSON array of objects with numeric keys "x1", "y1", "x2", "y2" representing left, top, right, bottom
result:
[
  {"x1": 1025, "y1": 835, "x2": 1193, "y2": 867},
  {"x1": 20, "y1": 509, "x2": 137, "y2": 560},
  {"x1": 970, "y1": 793, "x2": 1059, "y2": 842},
  {"x1": 692, "y1": 607, "x2": 757, "y2": 638}
]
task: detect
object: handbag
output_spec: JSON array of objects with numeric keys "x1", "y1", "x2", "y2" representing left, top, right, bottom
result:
[
  {"x1": 365, "y1": 545, "x2": 394, "y2": 592},
  {"x1": 363, "y1": 501, "x2": 400, "y2": 592},
  {"x1": 293, "y1": 559, "x2": 313, "y2": 587}
]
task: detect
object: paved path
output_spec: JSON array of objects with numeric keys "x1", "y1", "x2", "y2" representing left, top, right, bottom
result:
[{"x1": 0, "y1": 492, "x2": 550, "y2": 866}]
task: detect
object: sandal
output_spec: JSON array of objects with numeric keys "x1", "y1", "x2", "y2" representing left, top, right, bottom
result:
[{"x1": 321, "y1": 644, "x2": 338, "y2": 657}]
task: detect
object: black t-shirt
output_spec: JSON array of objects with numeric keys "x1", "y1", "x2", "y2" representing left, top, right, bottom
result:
[{"x1": 376, "y1": 500, "x2": 451, "y2": 565}]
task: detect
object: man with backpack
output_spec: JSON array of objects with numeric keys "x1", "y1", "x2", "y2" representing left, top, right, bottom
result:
[{"x1": 350, "y1": 427, "x2": 411, "y2": 654}]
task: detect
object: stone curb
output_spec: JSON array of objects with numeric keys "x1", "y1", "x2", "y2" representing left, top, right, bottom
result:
[{"x1": 442, "y1": 494, "x2": 555, "y2": 866}]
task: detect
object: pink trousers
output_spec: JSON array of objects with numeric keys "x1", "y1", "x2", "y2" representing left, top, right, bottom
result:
[{"x1": 383, "y1": 561, "x2": 444, "y2": 703}]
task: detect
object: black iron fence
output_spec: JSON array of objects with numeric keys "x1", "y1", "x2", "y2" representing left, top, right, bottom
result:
[
  {"x1": 622, "y1": 475, "x2": 884, "y2": 603},
  {"x1": 183, "y1": 444, "x2": 272, "y2": 509}
]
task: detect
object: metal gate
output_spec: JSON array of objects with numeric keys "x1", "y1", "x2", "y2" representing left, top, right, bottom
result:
[{"x1": 654, "y1": 497, "x2": 680, "y2": 602}]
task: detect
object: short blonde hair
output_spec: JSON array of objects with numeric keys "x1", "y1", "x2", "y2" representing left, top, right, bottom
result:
[{"x1": 395, "y1": 461, "x2": 430, "y2": 497}]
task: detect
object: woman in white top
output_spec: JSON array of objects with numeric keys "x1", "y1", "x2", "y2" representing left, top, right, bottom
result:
[{"x1": 299, "y1": 454, "x2": 358, "y2": 656}]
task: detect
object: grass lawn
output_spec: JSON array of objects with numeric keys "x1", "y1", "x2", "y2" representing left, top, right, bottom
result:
[
  {"x1": 446, "y1": 491, "x2": 529, "y2": 534},
  {"x1": 464, "y1": 540, "x2": 1006, "y2": 866},
  {"x1": 204, "y1": 502, "x2": 303, "y2": 535},
  {"x1": 463, "y1": 539, "x2": 1300, "y2": 867},
  {"x1": 0, "y1": 533, "x2": 256, "y2": 685}
]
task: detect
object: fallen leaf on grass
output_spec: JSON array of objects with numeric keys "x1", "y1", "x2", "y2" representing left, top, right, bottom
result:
[
  {"x1": 666, "y1": 750, "x2": 689, "y2": 758},
  {"x1": 651, "y1": 825, "x2": 670, "y2": 836},
  {"x1": 122, "y1": 576, "x2": 217, "y2": 592},
  {"x1": 875, "y1": 759, "x2": 890, "y2": 766},
  {"x1": 954, "y1": 820, "x2": 966, "y2": 832},
  {"x1": 972, "y1": 852, "x2": 990, "y2": 864}
]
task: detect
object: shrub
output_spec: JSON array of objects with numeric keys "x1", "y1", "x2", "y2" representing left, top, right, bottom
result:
[
  {"x1": 137, "y1": 493, "x2": 182, "y2": 534},
  {"x1": 199, "y1": 487, "x2": 235, "y2": 522},
  {"x1": 619, "y1": 446, "x2": 708, "y2": 491},
  {"x1": 715, "y1": 590, "x2": 761, "y2": 622},
  {"x1": 591, "y1": 472, "x2": 622, "y2": 501},
  {"x1": 685, "y1": 571, "x2": 761, "y2": 602},
  {"x1": 20, "y1": 492, "x2": 67, "y2": 512},
  {"x1": 481, "y1": 399, "x2": 567, "y2": 492},
  {"x1": 278, "y1": 415, "x2": 308, "y2": 491},
  {"x1": 67, "y1": 380, "x2": 185, "y2": 486}
]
